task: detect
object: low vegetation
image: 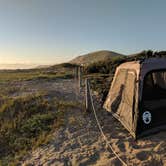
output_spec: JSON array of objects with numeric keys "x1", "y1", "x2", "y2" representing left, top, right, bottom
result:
[
  {"x1": 0, "y1": 61, "x2": 80, "y2": 165},
  {"x1": 0, "y1": 92, "x2": 79, "y2": 165},
  {"x1": 0, "y1": 63, "x2": 76, "y2": 82},
  {"x1": 0, "y1": 70, "x2": 73, "y2": 82}
]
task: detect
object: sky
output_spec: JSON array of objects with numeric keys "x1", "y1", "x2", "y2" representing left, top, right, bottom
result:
[{"x1": 0, "y1": 0, "x2": 166, "y2": 65}]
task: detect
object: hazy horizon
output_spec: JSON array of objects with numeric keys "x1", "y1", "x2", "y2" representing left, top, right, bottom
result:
[
  {"x1": 0, "y1": 63, "x2": 47, "y2": 70},
  {"x1": 0, "y1": 49, "x2": 129, "y2": 69}
]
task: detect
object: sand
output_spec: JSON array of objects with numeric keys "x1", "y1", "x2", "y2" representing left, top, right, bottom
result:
[{"x1": 12, "y1": 78, "x2": 165, "y2": 166}]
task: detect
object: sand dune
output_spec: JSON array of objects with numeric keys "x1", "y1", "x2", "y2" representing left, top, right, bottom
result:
[{"x1": 21, "y1": 78, "x2": 165, "y2": 166}]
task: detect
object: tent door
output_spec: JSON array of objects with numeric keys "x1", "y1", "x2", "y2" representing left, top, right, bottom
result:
[
  {"x1": 141, "y1": 70, "x2": 166, "y2": 130},
  {"x1": 117, "y1": 69, "x2": 136, "y2": 130}
]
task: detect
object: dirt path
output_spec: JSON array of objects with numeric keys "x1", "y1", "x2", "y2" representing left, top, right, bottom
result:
[{"x1": 21, "y1": 78, "x2": 165, "y2": 166}]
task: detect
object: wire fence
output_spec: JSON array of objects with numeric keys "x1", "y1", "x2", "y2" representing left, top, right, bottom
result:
[
  {"x1": 74, "y1": 66, "x2": 128, "y2": 166},
  {"x1": 88, "y1": 79, "x2": 128, "y2": 166}
]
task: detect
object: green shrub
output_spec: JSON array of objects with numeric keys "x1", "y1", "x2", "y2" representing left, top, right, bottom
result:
[{"x1": 0, "y1": 94, "x2": 67, "y2": 165}]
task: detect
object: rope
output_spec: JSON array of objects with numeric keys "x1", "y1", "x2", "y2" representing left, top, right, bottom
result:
[{"x1": 88, "y1": 80, "x2": 128, "y2": 166}]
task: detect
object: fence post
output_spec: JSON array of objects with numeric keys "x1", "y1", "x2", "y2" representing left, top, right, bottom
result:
[
  {"x1": 85, "y1": 78, "x2": 92, "y2": 113},
  {"x1": 78, "y1": 66, "x2": 81, "y2": 93},
  {"x1": 75, "y1": 66, "x2": 78, "y2": 80},
  {"x1": 74, "y1": 66, "x2": 78, "y2": 99}
]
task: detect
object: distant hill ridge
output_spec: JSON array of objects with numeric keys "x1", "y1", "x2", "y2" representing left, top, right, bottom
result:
[{"x1": 70, "y1": 50, "x2": 125, "y2": 65}]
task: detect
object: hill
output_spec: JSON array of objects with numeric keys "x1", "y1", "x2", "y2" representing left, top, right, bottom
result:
[
  {"x1": 35, "y1": 65, "x2": 51, "y2": 69},
  {"x1": 70, "y1": 50, "x2": 125, "y2": 65}
]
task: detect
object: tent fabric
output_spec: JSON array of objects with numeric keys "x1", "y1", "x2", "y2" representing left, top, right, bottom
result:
[
  {"x1": 104, "y1": 58, "x2": 166, "y2": 138},
  {"x1": 104, "y1": 68, "x2": 137, "y2": 136}
]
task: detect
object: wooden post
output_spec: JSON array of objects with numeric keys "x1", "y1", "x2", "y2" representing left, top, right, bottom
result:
[
  {"x1": 85, "y1": 78, "x2": 91, "y2": 113},
  {"x1": 75, "y1": 67, "x2": 78, "y2": 80},
  {"x1": 78, "y1": 66, "x2": 82, "y2": 93},
  {"x1": 74, "y1": 67, "x2": 78, "y2": 99}
]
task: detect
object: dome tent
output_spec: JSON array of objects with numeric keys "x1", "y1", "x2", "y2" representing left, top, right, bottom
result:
[{"x1": 104, "y1": 58, "x2": 166, "y2": 139}]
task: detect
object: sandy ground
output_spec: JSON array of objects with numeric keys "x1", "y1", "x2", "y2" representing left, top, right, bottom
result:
[{"x1": 6, "y1": 78, "x2": 166, "y2": 166}]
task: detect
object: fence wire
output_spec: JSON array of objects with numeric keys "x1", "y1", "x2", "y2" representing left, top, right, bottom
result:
[{"x1": 88, "y1": 79, "x2": 128, "y2": 166}]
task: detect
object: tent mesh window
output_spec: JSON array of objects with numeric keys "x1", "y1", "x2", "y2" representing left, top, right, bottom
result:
[
  {"x1": 122, "y1": 71, "x2": 135, "y2": 107},
  {"x1": 143, "y1": 71, "x2": 166, "y2": 110},
  {"x1": 120, "y1": 71, "x2": 135, "y2": 127},
  {"x1": 109, "y1": 69, "x2": 136, "y2": 124},
  {"x1": 109, "y1": 70, "x2": 127, "y2": 114}
]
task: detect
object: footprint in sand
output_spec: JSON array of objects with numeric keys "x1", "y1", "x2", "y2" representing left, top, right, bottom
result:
[
  {"x1": 136, "y1": 151, "x2": 150, "y2": 161},
  {"x1": 129, "y1": 141, "x2": 140, "y2": 150},
  {"x1": 110, "y1": 157, "x2": 123, "y2": 166},
  {"x1": 79, "y1": 152, "x2": 100, "y2": 166},
  {"x1": 116, "y1": 140, "x2": 126, "y2": 153}
]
